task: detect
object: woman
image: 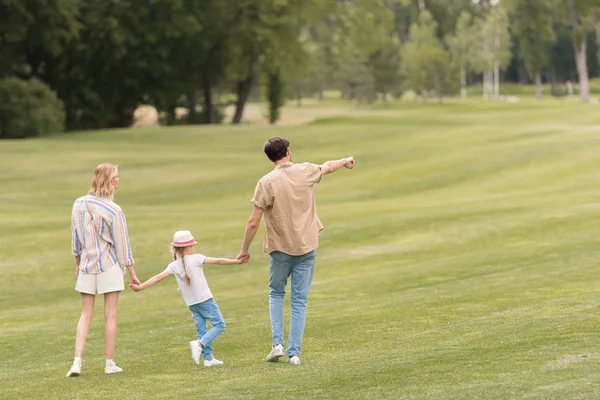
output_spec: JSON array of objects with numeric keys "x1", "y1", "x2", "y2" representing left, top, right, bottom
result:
[{"x1": 66, "y1": 163, "x2": 140, "y2": 377}]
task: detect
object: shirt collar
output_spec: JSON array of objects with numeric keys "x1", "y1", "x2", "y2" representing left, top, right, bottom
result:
[
  {"x1": 89, "y1": 193, "x2": 111, "y2": 200},
  {"x1": 275, "y1": 162, "x2": 293, "y2": 169}
]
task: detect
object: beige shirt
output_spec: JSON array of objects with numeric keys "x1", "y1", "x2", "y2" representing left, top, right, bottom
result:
[{"x1": 252, "y1": 162, "x2": 324, "y2": 256}]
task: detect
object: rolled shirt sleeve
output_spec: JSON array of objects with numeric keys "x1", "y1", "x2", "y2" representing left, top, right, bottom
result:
[
  {"x1": 251, "y1": 180, "x2": 272, "y2": 210},
  {"x1": 111, "y1": 209, "x2": 134, "y2": 267},
  {"x1": 300, "y1": 162, "x2": 322, "y2": 185}
]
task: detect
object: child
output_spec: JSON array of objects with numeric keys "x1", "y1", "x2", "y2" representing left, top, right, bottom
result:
[{"x1": 130, "y1": 230, "x2": 244, "y2": 366}]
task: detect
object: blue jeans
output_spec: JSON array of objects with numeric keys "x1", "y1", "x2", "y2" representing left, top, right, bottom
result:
[
  {"x1": 189, "y1": 298, "x2": 226, "y2": 361},
  {"x1": 269, "y1": 249, "x2": 316, "y2": 357}
]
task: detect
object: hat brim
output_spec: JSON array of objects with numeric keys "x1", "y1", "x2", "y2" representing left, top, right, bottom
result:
[{"x1": 171, "y1": 240, "x2": 197, "y2": 247}]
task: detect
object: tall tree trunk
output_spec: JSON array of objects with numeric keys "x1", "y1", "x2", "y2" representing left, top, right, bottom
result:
[
  {"x1": 418, "y1": 0, "x2": 425, "y2": 12},
  {"x1": 232, "y1": 60, "x2": 257, "y2": 124},
  {"x1": 483, "y1": 71, "x2": 490, "y2": 99},
  {"x1": 567, "y1": 0, "x2": 591, "y2": 103},
  {"x1": 202, "y1": 71, "x2": 214, "y2": 124},
  {"x1": 494, "y1": 62, "x2": 500, "y2": 100},
  {"x1": 232, "y1": 75, "x2": 253, "y2": 124},
  {"x1": 535, "y1": 70, "x2": 542, "y2": 101},
  {"x1": 460, "y1": 66, "x2": 467, "y2": 98},
  {"x1": 573, "y1": 39, "x2": 590, "y2": 102},
  {"x1": 296, "y1": 91, "x2": 302, "y2": 107}
]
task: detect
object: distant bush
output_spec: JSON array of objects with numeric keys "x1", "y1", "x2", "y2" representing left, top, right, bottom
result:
[{"x1": 0, "y1": 77, "x2": 65, "y2": 139}]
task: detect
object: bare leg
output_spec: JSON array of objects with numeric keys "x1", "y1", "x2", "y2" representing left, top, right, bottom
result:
[
  {"x1": 75, "y1": 294, "x2": 95, "y2": 357},
  {"x1": 104, "y1": 291, "x2": 120, "y2": 360}
]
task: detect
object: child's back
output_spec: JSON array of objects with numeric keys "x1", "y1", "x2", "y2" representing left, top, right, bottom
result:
[{"x1": 167, "y1": 254, "x2": 212, "y2": 306}]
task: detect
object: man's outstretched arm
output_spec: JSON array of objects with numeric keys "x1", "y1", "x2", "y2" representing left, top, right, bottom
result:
[
  {"x1": 237, "y1": 206, "x2": 264, "y2": 263},
  {"x1": 321, "y1": 156, "x2": 355, "y2": 175}
]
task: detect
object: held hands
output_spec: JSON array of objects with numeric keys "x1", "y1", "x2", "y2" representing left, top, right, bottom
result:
[
  {"x1": 129, "y1": 273, "x2": 141, "y2": 291},
  {"x1": 129, "y1": 283, "x2": 142, "y2": 292},
  {"x1": 344, "y1": 156, "x2": 355, "y2": 169},
  {"x1": 237, "y1": 250, "x2": 251, "y2": 264},
  {"x1": 130, "y1": 275, "x2": 141, "y2": 286}
]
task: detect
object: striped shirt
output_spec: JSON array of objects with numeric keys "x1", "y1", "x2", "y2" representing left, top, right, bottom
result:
[{"x1": 71, "y1": 194, "x2": 134, "y2": 274}]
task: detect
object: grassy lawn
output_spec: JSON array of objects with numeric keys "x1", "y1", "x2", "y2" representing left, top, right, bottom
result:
[{"x1": 1, "y1": 100, "x2": 600, "y2": 399}]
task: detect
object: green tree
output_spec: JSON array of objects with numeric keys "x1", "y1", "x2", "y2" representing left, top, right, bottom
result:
[
  {"x1": 266, "y1": 69, "x2": 285, "y2": 124},
  {"x1": 508, "y1": 0, "x2": 555, "y2": 100},
  {"x1": 0, "y1": 77, "x2": 65, "y2": 139},
  {"x1": 0, "y1": 0, "x2": 80, "y2": 78},
  {"x1": 472, "y1": 6, "x2": 511, "y2": 99},
  {"x1": 401, "y1": 11, "x2": 452, "y2": 102},
  {"x1": 447, "y1": 11, "x2": 475, "y2": 98},
  {"x1": 565, "y1": 0, "x2": 600, "y2": 102}
]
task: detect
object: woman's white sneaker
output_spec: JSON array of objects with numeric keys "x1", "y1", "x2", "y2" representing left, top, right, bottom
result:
[
  {"x1": 104, "y1": 365, "x2": 123, "y2": 374},
  {"x1": 204, "y1": 358, "x2": 224, "y2": 367},
  {"x1": 66, "y1": 364, "x2": 81, "y2": 377}
]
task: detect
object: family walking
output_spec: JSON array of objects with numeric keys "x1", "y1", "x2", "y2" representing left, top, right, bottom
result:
[{"x1": 67, "y1": 137, "x2": 355, "y2": 376}]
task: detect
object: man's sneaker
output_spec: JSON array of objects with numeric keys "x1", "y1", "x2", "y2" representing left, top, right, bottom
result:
[
  {"x1": 287, "y1": 356, "x2": 300, "y2": 365},
  {"x1": 266, "y1": 344, "x2": 284, "y2": 362},
  {"x1": 104, "y1": 365, "x2": 123, "y2": 374},
  {"x1": 190, "y1": 340, "x2": 201, "y2": 365},
  {"x1": 66, "y1": 364, "x2": 81, "y2": 377},
  {"x1": 203, "y1": 357, "x2": 224, "y2": 367}
]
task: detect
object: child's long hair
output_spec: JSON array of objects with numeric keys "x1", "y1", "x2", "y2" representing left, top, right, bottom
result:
[
  {"x1": 88, "y1": 163, "x2": 118, "y2": 199},
  {"x1": 171, "y1": 245, "x2": 192, "y2": 286}
]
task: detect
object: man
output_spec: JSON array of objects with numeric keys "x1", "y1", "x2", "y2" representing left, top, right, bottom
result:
[{"x1": 237, "y1": 136, "x2": 355, "y2": 365}]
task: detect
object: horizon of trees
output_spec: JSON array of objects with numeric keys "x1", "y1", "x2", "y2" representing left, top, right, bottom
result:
[{"x1": 1, "y1": 0, "x2": 600, "y2": 137}]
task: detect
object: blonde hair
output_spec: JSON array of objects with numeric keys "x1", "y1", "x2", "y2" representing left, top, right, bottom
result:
[
  {"x1": 171, "y1": 245, "x2": 192, "y2": 286},
  {"x1": 88, "y1": 163, "x2": 119, "y2": 198}
]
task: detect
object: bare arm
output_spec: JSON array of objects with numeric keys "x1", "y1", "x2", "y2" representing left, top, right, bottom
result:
[
  {"x1": 127, "y1": 265, "x2": 140, "y2": 285},
  {"x1": 321, "y1": 156, "x2": 355, "y2": 175},
  {"x1": 130, "y1": 270, "x2": 171, "y2": 292},
  {"x1": 204, "y1": 257, "x2": 245, "y2": 265},
  {"x1": 237, "y1": 206, "x2": 264, "y2": 262}
]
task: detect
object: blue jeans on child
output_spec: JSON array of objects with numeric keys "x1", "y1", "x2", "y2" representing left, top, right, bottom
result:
[
  {"x1": 269, "y1": 249, "x2": 316, "y2": 357},
  {"x1": 189, "y1": 298, "x2": 226, "y2": 361}
]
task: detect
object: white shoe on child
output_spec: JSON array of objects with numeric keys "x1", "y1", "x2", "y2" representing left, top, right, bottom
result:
[
  {"x1": 266, "y1": 344, "x2": 284, "y2": 362},
  {"x1": 190, "y1": 340, "x2": 201, "y2": 365},
  {"x1": 66, "y1": 364, "x2": 81, "y2": 377},
  {"x1": 204, "y1": 357, "x2": 224, "y2": 367}
]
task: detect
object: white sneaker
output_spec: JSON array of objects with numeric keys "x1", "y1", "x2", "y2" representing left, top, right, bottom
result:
[
  {"x1": 190, "y1": 340, "x2": 201, "y2": 365},
  {"x1": 266, "y1": 344, "x2": 284, "y2": 362},
  {"x1": 287, "y1": 356, "x2": 300, "y2": 365},
  {"x1": 204, "y1": 357, "x2": 224, "y2": 367},
  {"x1": 104, "y1": 365, "x2": 123, "y2": 374},
  {"x1": 66, "y1": 364, "x2": 81, "y2": 377}
]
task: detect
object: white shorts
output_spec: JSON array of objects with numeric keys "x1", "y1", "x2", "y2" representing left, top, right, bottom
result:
[{"x1": 75, "y1": 265, "x2": 124, "y2": 295}]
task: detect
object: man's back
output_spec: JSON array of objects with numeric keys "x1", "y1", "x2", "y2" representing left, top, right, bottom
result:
[{"x1": 252, "y1": 162, "x2": 323, "y2": 256}]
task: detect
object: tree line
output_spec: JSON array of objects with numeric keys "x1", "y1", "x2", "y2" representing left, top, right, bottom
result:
[{"x1": 1, "y1": 0, "x2": 599, "y2": 138}]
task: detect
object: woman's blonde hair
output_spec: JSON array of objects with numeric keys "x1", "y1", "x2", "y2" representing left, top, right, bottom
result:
[
  {"x1": 171, "y1": 245, "x2": 192, "y2": 286},
  {"x1": 88, "y1": 163, "x2": 119, "y2": 198}
]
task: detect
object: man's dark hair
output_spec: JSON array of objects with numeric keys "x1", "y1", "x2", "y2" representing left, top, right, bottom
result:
[{"x1": 264, "y1": 137, "x2": 290, "y2": 162}]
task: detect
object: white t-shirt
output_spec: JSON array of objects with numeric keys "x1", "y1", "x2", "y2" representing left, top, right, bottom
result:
[{"x1": 165, "y1": 254, "x2": 213, "y2": 306}]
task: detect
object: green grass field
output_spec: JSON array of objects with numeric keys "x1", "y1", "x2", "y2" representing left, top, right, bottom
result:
[{"x1": 2, "y1": 100, "x2": 600, "y2": 399}]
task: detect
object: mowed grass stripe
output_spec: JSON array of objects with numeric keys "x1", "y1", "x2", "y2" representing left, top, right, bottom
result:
[{"x1": 1, "y1": 101, "x2": 600, "y2": 399}]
